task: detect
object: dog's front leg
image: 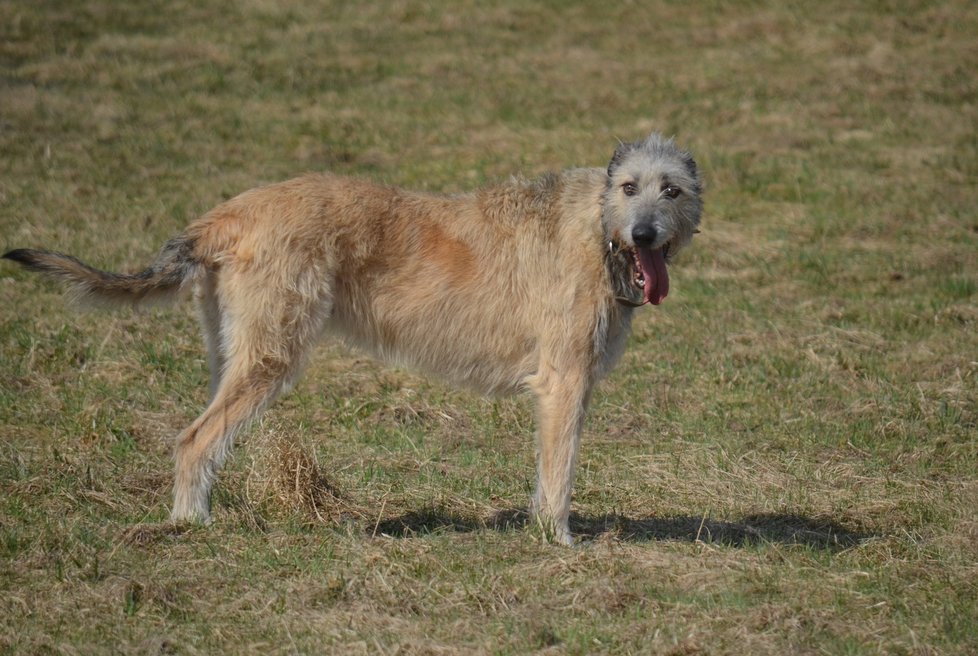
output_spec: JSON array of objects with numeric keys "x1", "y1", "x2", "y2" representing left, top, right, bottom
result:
[{"x1": 528, "y1": 366, "x2": 591, "y2": 545}]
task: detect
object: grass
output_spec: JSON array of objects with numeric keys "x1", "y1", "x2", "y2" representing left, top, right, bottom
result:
[{"x1": 1, "y1": 0, "x2": 976, "y2": 653}]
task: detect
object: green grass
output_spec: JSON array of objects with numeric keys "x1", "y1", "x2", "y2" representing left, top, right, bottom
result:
[{"x1": 2, "y1": 0, "x2": 977, "y2": 653}]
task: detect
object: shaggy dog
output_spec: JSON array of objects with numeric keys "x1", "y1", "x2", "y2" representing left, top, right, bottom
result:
[{"x1": 4, "y1": 133, "x2": 702, "y2": 544}]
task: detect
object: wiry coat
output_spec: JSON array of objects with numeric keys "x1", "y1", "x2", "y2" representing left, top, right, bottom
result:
[{"x1": 4, "y1": 133, "x2": 702, "y2": 545}]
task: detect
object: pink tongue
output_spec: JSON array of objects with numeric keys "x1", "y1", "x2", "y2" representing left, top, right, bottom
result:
[{"x1": 637, "y1": 248, "x2": 669, "y2": 305}]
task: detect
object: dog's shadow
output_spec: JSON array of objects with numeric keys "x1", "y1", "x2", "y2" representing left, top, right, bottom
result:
[{"x1": 373, "y1": 508, "x2": 874, "y2": 550}]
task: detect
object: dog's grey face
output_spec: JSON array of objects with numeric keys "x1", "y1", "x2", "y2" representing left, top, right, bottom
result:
[{"x1": 602, "y1": 133, "x2": 702, "y2": 306}]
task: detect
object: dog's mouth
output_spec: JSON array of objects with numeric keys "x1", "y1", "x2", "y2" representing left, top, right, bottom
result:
[{"x1": 608, "y1": 241, "x2": 671, "y2": 306}]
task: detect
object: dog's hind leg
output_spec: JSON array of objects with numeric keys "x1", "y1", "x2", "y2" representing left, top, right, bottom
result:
[
  {"x1": 196, "y1": 270, "x2": 226, "y2": 401},
  {"x1": 527, "y1": 363, "x2": 592, "y2": 546},
  {"x1": 170, "y1": 359, "x2": 288, "y2": 522},
  {"x1": 171, "y1": 269, "x2": 332, "y2": 523}
]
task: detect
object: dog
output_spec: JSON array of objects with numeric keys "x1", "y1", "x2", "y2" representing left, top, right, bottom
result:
[{"x1": 3, "y1": 133, "x2": 702, "y2": 544}]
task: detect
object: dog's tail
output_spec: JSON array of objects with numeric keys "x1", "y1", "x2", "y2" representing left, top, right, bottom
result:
[{"x1": 3, "y1": 234, "x2": 202, "y2": 307}]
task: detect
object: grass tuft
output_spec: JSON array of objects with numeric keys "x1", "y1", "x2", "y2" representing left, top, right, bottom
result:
[{"x1": 247, "y1": 434, "x2": 360, "y2": 526}]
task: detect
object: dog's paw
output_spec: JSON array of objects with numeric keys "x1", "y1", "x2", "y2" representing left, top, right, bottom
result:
[{"x1": 170, "y1": 500, "x2": 212, "y2": 526}]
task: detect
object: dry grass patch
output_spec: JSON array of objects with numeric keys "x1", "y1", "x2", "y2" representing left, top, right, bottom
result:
[{"x1": 243, "y1": 431, "x2": 364, "y2": 527}]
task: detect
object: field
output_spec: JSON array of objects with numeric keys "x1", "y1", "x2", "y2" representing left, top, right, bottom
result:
[{"x1": 1, "y1": 0, "x2": 976, "y2": 653}]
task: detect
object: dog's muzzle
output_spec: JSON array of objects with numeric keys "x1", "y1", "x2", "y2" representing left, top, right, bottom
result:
[{"x1": 607, "y1": 239, "x2": 670, "y2": 307}]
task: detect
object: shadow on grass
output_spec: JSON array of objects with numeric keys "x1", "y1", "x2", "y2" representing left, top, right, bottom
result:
[
  {"x1": 373, "y1": 508, "x2": 874, "y2": 550},
  {"x1": 569, "y1": 512, "x2": 874, "y2": 549}
]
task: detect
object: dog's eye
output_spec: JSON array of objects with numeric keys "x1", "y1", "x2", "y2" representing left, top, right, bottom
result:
[
  {"x1": 662, "y1": 185, "x2": 681, "y2": 199},
  {"x1": 622, "y1": 182, "x2": 638, "y2": 197}
]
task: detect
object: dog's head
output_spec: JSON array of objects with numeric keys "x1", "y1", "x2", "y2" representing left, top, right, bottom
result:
[{"x1": 602, "y1": 133, "x2": 703, "y2": 306}]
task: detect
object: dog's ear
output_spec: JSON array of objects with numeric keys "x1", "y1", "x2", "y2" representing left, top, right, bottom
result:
[
  {"x1": 682, "y1": 152, "x2": 702, "y2": 193},
  {"x1": 607, "y1": 141, "x2": 635, "y2": 178}
]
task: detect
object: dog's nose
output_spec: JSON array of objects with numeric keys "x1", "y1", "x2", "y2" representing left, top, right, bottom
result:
[{"x1": 632, "y1": 223, "x2": 658, "y2": 247}]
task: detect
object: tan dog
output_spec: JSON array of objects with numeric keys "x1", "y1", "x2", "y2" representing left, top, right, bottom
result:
[{"x1": 4, "y1": 133, "x2": 702, "y2": 544}]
